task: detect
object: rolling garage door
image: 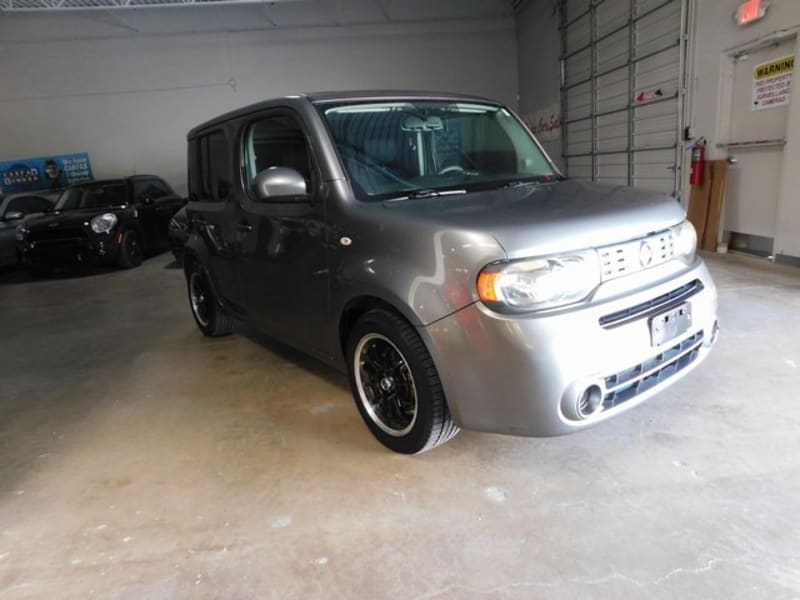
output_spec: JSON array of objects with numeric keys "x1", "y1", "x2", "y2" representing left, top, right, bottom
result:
[{"x1": 560, "y1": 0, "x2": 689, "y2": 197}]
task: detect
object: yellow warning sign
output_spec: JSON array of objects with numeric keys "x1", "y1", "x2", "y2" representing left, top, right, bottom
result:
[
  {"x1": 753, "y1": 54, "x2": 794, "y2": 110},
  {"x1": 754, "y1": 55, "x2": 794, "y2": 80}
]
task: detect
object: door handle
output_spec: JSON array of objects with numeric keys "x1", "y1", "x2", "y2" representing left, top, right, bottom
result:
[{"x1": 236, "y1": 223, "x2": 253, "y2": 233}]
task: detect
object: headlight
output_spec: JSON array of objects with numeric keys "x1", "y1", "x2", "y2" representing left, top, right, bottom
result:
[
  {"x1": 672, "y1": 220, "x2": 697, "y2": 263},
  {"x1": 91, "y1": 213, "x2": 118, "y2": 234},
  {"x1": 477, "y1": 249, "x2": 601, "y2": 312},
  {"x1": 15, "y1": 224, "x2": 27, "y2": 241}
]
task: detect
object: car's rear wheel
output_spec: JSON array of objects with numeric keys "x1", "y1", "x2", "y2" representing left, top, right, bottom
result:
[
  {"x1": 117, "y1": 229, "x2": 142, "y2": 269},
  {"x1": 346, "y1": 308, "x2": 459, "y2": 454},
  {"x1": 187, "y1": 264, "x2": 235, "y2": 337}
]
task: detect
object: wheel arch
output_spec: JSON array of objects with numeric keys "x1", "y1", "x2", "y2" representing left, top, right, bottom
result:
[{"x1": 338, "y1": 295, "x2": 419, "y2": 359}]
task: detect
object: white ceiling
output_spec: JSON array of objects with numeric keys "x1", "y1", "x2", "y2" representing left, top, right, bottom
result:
[{"x1": 0, "y1": 0, "x2": 514, "y2": 39}]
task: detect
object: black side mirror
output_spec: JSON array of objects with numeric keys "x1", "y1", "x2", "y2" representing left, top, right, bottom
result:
[
  {"x1": 251, "y1": 167, "x2": 307, "y2": 201},
  {"x1": 143, "y1": 196, "x2": 154, "y2": 206},
  {"x1": 3, "y1": 211, "x2": 24, "y2": 221}
]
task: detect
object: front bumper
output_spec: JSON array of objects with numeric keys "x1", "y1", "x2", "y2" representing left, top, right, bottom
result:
[
  {"x1": 18, "y1": 233, "x2": 122, "y2": 267},
  {"x1": 421, "y1": 257, "x2": 718, "y2": 437}
]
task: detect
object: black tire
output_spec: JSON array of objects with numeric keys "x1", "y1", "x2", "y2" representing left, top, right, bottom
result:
[
  {"x1": 117, "y1": 229, "x2": 143, "y2": 269},
  {"x1": 186, "y1": 264, "x2": 235, "y2": 337},
  {"x1": 346, "y1": 308, "x2": 459, "y2": 454}
]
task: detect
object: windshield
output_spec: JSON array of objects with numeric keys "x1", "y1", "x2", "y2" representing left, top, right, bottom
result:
[
  {"x1": 320, "y1": 100, "x2": 557, "y2": 201},
  {"x1": 54, "y1": 182, "x2": 129, "y2": 211}
]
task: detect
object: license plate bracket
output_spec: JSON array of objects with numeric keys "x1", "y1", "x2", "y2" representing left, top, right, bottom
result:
[{"x1": 650, "y1": 302, "x2": 692, "y2": 346}]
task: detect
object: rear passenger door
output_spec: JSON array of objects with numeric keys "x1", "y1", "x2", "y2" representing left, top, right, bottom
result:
[
  {"x1": 236, "y1": 110, "x2": 330, "y2": 355},
  {"x1": 189, "y1": 129, "x2": 247, "y2": 312}
]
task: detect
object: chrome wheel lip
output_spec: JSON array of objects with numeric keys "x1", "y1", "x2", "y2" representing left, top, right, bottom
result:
[
  {"x1": 354, "y1": 333, "x2": 418, "y2": 437},
  {"x1": 189, "y1": 271, "x2": 210, "y2": 327}
]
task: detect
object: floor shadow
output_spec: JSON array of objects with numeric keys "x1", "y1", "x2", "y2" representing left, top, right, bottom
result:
[{"x1": 163, "y1": 256, "x2": 183, "y2": 270}]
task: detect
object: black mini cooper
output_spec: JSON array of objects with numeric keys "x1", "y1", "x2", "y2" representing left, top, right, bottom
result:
[{"x1": 17, "y1": 176, "x2": 184, "y2": 274}]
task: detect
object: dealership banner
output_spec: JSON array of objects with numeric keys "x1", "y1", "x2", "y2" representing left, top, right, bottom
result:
[{"x1": 0, "y1": 152, "x2": 94, "y2": 194}]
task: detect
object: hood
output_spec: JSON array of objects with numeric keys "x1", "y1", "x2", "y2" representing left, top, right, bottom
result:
[
  {"x1": 25, "y1": 207, "x2": 126, "y2": 232},
  {"x1": 382, "y1": 180, "x2": 686, "y2": 259}
]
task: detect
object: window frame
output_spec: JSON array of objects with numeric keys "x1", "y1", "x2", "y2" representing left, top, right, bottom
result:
[
  {"x1": 192, "y1": 128, "x2": 231, "y2": 204},
  {"x1": 238, "y1": 107, "x2": 320, "y2": 205}
]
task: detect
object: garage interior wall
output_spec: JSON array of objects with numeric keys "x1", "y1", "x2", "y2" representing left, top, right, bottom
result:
[
  {"x1": 515, "y1": 0, "x2": 563, "y2": 166},
  {"x1": 688, "y1": 0, "x2": 800, "y2": 263},
  {"x1": 0, "y1": 3, "x2": 518, "y2": 196}
]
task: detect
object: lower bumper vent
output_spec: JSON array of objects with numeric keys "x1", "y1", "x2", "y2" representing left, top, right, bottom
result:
[{"x1": 603, "y1": 330, "x2": 704, "y2": 409}]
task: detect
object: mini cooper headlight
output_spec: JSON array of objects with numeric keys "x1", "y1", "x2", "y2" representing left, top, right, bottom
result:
[
  {"x1": 477, "y1": 250, "x2": 601, "y2": 312},
  {"x1": 91, "y1": 213, "x2": 118, "y2": 234},
  {"x1": 672, "y1": 220, "x2": 697, "y2": 264},
  {"x1": 15, "y1": 224, "x2": 27, "y2": 241}
]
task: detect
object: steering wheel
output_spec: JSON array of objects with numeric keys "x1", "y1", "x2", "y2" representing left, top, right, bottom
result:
[{"x1": 437, "y1": 165, "x2": 466, "y2": 176}]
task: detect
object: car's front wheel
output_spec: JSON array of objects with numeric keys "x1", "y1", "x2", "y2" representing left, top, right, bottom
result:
[
  {"x1": 346, "y1": 309, "x2": 459, "y2": 454},
  {"x1": 186, "y1": 264, "x2": 235, "y2": 337},
  {"x1": 117, "y1": 229, "x2": 142, "y2": 269}
]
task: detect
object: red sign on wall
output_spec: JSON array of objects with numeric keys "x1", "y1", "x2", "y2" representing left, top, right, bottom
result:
[{"x1": 736, "y1": 0, "x2": 768, "y2": 26}]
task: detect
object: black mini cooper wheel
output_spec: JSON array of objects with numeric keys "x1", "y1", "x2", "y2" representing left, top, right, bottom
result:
[
  {"x1": 117, "y1": 229, "x2": 142, "y2": 269},
  {"x1": 346, "y1": 309, "x2": 459, "y2": 454},
  {"x1": 187, "y1": 265, "x2": 235, "y2": 337}
]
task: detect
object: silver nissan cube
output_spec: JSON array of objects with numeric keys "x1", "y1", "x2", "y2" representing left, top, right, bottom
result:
[{"x1": 183, "y1": 91, "x2": 718, "y2": 454}]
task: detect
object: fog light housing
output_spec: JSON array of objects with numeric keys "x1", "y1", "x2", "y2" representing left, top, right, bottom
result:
[{"x1": 576, "y1": 385, "x2": 604, "y2": 419}]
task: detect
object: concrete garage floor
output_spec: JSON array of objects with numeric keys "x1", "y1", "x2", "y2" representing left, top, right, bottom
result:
[{"x1": 0, "y1": 252, "x2": 798, "y2": 599}]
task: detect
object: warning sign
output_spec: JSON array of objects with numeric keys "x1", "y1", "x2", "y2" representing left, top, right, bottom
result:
[{"x1": 753, "y1": 55, "x2": 794, "y2": 110}]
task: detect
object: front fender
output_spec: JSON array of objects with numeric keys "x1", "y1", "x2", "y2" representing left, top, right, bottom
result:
[{"x1": 333, "y1": 225, "x2": 506, "y2": 327}]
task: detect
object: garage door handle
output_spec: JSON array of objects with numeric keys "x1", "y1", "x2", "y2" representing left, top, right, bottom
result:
[{"x1": 236, "y1": 223, "x2": 253, "y2": 233}]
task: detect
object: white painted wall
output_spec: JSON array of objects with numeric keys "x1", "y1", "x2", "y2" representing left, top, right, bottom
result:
[
  {"x1": 688, "y1": 0, "x2": 800, "y2": 260},
  {"x1": 0, "y1": 11, "x2": 518, "y2": 196},
  {"x1": 515, "y1": 0, "x2": 563, "y2": 166}
]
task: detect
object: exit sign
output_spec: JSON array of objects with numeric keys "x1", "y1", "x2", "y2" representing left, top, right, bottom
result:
[{"x1": 736, "y1": 0, "x2": 769, "y2": 26}]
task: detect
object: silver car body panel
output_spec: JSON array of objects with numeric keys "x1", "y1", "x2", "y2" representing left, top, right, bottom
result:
[
  {"x1": 421, "y1": 258, "x2": 717, "y2": 436},
  {"x1": 186, "y1": 91, "x2": 718, "y2": 438}
]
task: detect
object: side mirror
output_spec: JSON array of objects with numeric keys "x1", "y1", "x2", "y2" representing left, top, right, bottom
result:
[
  {"x1": 4, "y1": 211, "x2": 24, "y2": 221},
  {"x1": 143, "y1": 196, "x2": 154, "y2": 206},
  {"x1": 251, "y1": 167, "x2": 307, "y2": 201}
]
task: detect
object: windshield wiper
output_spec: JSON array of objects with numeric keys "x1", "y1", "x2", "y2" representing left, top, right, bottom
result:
[
  {"x1": 383, "y1": 188, "x2": 467, "y2": 203},
  {"x1": 503, "y1": 178, "x2": 553, "y2": 189}
]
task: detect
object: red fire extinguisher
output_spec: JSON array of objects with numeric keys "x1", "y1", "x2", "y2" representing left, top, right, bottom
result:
[{"x1": 690, "y1": 138, "x2": 706, "y2": 186}]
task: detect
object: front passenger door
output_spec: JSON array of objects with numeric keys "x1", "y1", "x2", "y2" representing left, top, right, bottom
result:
[
  {"x1": 237, "y1": 111, "x2": 330, "y2": 356},
  {"x1": 136, "y1": 177, "x2": 183, "y2": 246}
]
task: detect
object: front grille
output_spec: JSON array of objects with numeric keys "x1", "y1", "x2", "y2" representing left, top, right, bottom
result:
[
  {"x1": 599, "y1": 229, "x2": 675, "y2": 281},
  {"x1": 599, "y1": 279, "x2": 704, "y2": 328},
  {"x1": 603, "y1": 330, "x2": 704, "y2": 410},
  {"x1": 29, "y1": 228, "x2": 89, "y2": 245}
]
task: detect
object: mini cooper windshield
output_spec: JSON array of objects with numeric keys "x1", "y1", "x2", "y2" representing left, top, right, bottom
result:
[
  {"x1": 321, "y1": 101, "x2": 558, "y2": 202},
  {"x1": 54, "y1": 182, "x2": 130, "y2": 211}
]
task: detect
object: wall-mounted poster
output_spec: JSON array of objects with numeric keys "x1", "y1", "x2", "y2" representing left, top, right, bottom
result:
[{"x1": 0, "y1": 152, "x2": 94, "y2": 194}]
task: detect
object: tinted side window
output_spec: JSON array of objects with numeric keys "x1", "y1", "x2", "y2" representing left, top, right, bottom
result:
[
  {"x1": 197, "y1": 131, "x2": 230, "y2": 201},
  {"x1": 6, "y1": 196, "x2": 50, "y2": 215},
  {"x1": 243, "y1": 115, "x2": 311, "y2": 191},
  {"x1": 134, "y1": 179, "x2": 171, "y2": 203}
]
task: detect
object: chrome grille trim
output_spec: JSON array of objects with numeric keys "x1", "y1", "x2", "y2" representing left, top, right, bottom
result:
[
  {"x1": 602, "y1": 330, "x2": 704, "y2": 410},
  {"x1": 599, "y1": 229, "x2": 676, "y2": 281},
  {"x1": 599, "y1": 279, "x2": 704, "y2": 328}
]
